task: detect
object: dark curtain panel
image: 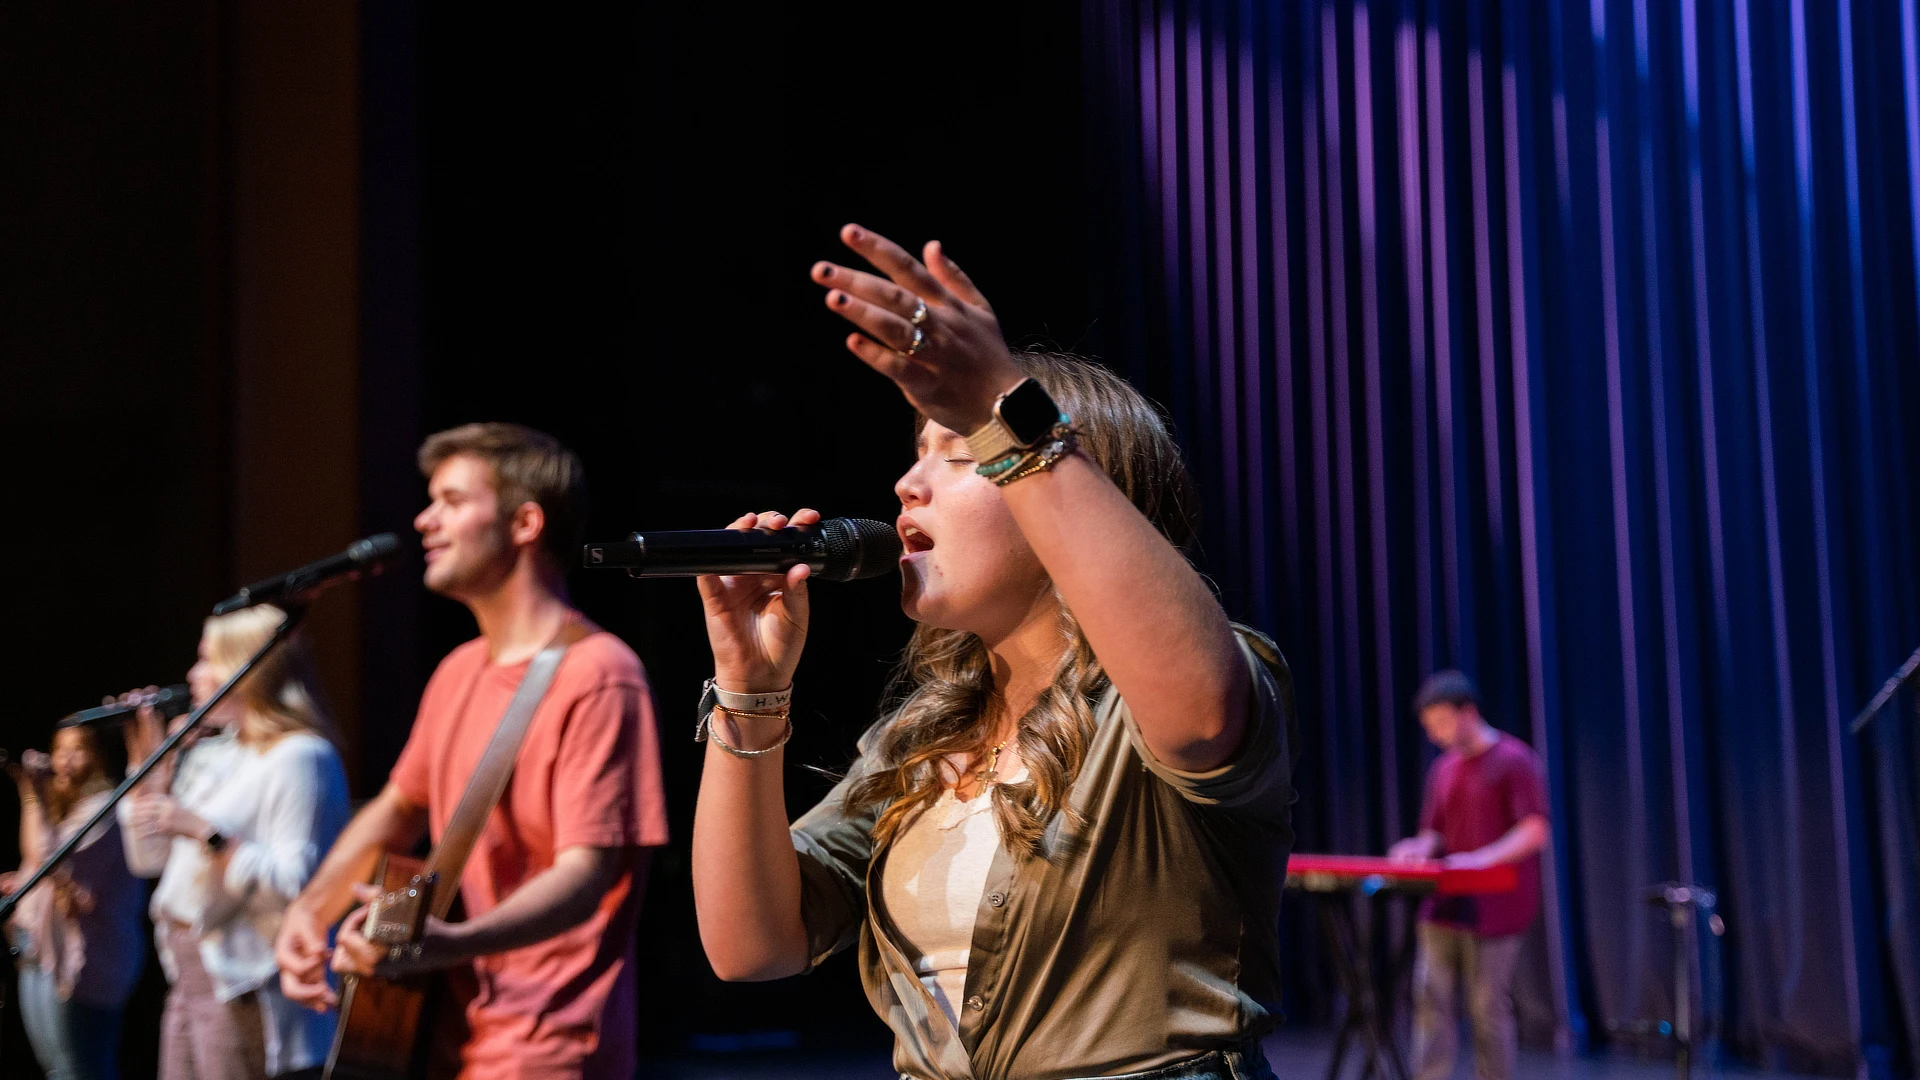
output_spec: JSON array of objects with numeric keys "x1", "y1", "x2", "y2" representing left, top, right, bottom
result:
[{"x1": 1081, "y1": 0, "x2": 1920, "y2": 1074}]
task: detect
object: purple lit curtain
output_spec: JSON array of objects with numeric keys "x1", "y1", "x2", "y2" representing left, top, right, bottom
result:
[{"x1": 1082, "y1": 0, "x2": 1920, "y2": 1072}]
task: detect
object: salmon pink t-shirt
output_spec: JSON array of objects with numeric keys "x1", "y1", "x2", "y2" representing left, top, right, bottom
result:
[{"x1": 390, "y1": 628, "x2": 669, "y2": 1080}]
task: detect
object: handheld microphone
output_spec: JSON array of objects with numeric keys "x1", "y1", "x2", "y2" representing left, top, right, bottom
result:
[
  {"x1": 582, "y1": 517, "x2": 901, "y2": 581},
  {"x1": 212, "y1": 533, "x2": 406, "y2": 615},
  {"x1": 58, "y1": 684, "x2": 195, "y2": 729}
]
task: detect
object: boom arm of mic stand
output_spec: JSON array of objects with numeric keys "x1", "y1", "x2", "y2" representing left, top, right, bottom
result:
[
  {"x1": 1850, "y1": 644, "x2": 1920, "y2": 735},
  {"x1": 0, "y1": 606, "x2": 308, "y2": 922}
]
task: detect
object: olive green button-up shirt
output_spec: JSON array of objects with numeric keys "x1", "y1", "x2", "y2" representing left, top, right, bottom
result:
[{"x1": 790, "y1": 630, "x2": 1297, "y2": 1080}]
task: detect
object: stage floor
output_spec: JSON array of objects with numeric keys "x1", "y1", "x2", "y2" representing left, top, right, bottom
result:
[{"x1": 638, "y1": 1029, "x2": 1826, "y2": 1080}]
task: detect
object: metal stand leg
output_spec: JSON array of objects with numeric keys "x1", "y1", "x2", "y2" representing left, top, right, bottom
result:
[
  {"x1": 1321, "y1": 897, "x2": 1359, "y2": 1080},
  {"x1": 1644, "y1": 884, "x2": 1725, "y2": 1080},
  {"x1": 1319, "y1": 894, "x2": 1411, "y2": 1080}
]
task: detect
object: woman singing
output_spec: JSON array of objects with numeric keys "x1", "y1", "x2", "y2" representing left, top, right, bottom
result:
[
  {"x1": 691, "y1": 226, "x2": 1296, "y2": 1080},
  {"x1": 4, "y1": 723, "x2": 146, "y2": 1080},
  {"x1": 120, "y1": 604, "x2": 350, "y2": 1080}
]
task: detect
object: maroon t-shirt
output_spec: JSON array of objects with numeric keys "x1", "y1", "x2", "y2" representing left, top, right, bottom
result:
[{"x1": 1417, "y1": 732, "x2": 1548, "y2": 938}]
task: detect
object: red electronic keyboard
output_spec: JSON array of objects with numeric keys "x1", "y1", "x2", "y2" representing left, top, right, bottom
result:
[
  {"x1": 1286, "y1": 853, "x2": 1518, "y2": 897},
  {"x1": 1285, "y1": 854, "x2": 1522, "y2": 1080}
]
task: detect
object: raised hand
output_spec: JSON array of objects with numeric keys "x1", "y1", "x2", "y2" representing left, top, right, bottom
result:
[
  {"x1": 812, "y1": 225, "x2": 1024, "y2": 435},
  {"x1": 117, "y1": 686, "x2": 178, "y2": 792},
  {"x1": 14, "y1": 749, "x2": 53, "y2": 785},
  {"x1": 694, "y1": 510, "x2": 816, "y2": 695}
]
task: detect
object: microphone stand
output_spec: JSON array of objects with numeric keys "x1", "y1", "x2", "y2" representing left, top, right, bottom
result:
[
  {"x1": 0, "y1": 604, "x2": 306, "y2": 923},
  {"x1": 0, "y1": 604, "x2": 306, "y2": 1069},
  {"x1": 1850, "y1": 643, "x2": 1920, "y2": 735}
]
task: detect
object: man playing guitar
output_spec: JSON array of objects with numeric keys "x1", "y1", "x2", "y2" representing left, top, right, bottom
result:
[{"x1": 275, "y1": 423, "x2": 668, "y2": 1079}]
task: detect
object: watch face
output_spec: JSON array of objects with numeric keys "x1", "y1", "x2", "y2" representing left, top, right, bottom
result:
[{"x1": 997, "y1": 379, "x2": 1061, "y2": 447}]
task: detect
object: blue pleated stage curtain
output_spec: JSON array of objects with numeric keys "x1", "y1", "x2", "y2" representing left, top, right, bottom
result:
[{"x1": 1080, "y1": 0, "x2": 1920, "y2": 1074}]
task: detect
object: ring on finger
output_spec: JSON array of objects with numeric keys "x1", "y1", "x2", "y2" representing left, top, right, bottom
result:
[
  {"x1": 904, "y1": 326, "x2": 926, "y2": 356},
  {"x1": 909, "y1": 299, "x2": 928, "y2": 326}
]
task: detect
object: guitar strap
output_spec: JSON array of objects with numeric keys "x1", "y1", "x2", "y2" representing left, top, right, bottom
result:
[{"x1": 419, "y1": 617, "x2": 593, "y2": 919}]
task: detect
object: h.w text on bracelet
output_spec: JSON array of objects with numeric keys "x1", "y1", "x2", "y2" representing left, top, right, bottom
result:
[
  {"x1": 702, "y1": 677, "x2": 792, "y2": 713},
  {"x1": 694, "y1": 677, "x2": 794, "y2": 758}
]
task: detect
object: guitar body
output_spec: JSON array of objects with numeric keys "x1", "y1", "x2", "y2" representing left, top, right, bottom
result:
[
  {"x1": 325, "y1": 626, "x2": 582, "y2": 1080},
  {"x1": 324, "y1": 854, "x2": 443, "y2": 1080}
]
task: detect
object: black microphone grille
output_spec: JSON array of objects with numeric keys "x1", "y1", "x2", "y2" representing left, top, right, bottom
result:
[
  {"x1": 349, "y1": 533, "x2": 405, "y2": 565},
  {"x1": 818, "y1": 518, "x2": 903, "y2": 582}
]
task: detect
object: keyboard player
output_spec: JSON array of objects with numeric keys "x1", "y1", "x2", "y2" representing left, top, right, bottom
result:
[{"x1": 1387, "y1": 671, "x2": 1549, "y2": 1080}]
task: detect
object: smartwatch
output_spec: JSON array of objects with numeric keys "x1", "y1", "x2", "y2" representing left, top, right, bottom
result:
[{"x1": 965, "y1": 378, "x2": 1064, "y2": 465}]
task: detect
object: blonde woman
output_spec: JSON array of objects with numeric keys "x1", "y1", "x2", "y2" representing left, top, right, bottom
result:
[
  {"x1": 120, "y1": 604, "x2": 350, "y2": 1080},
  {"x1": 3, "y1": 722, "x2": 146, "y2": 1080},
  {"x1": 691, "y1": 227, "x2": 1296, "y2": 1080}
]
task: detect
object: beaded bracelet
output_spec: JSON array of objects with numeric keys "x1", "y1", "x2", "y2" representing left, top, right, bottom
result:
[
  {"x1": 973, "y1": 412, "x2": 1073, "y2": 479},
  {"x1": 975, "y1": 452, "x2": 1024, "y2": 478},
  {"x1": 991, "y1": 424, "x2": 1079, "y2": 487}
]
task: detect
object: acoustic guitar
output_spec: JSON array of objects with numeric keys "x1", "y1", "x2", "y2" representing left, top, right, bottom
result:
[
  {"x1": 323, "y1": 854, "x2": 442, "y2": 1080},
  {"x1": 323, "y1": 626, "x2": 584, "y2": 1080}
]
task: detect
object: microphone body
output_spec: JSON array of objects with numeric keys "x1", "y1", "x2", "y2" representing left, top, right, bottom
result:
[
  {"x1": 583, "y1": 518, "x2": 901, "y2": 582},
  {"x1": 213, "y1": 533, "x2": 405, "y2": 615},
  {"x1": 59, "y1": 684, "x2": 195, "y2": 729}
]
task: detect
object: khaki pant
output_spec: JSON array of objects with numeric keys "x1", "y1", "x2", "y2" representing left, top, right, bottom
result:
[
  {"x1": 159, "y1": 923, "x2": 268, "y2": 1080},
  {"x1": 1410, "y1": 923, "x2": 1523, "y2": 1080}
]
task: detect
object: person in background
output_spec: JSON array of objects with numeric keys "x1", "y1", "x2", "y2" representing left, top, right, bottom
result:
[
  {"x1": 688, "y1": 226, "x2": 1297, "y2": 1080},
  {"x1": 120, "y1": 604, "x2": 351, "y2": 1080},
  {"x1": 3, "y1": 722, "x2": 146, "y2": 1080},
  {"x1": 1388, "y1": 670, "x2": 1551, "y2": 1080},
  {"x1": 276, "y1": 423, "x2": 669, "y2": 1080}
]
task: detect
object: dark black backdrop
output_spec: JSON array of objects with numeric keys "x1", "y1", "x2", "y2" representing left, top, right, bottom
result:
[
  {"x1": 1, "y1": 1, "x2": 1094, "y2": 1070},
  {"x1": 389, "y1": 1, "x2": 1094, "y2": 1056}
]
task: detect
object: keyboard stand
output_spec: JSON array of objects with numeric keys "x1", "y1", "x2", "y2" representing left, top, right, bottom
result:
[{"x1": 1309, "y1": 887, "x2": 1413, "y2": 1080}]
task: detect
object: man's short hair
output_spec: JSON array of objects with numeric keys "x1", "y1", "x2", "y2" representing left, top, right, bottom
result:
[
  {"x1": 1413, "y1": 669, "x2": 1480, "y2": 713},
  {"x1": 418, "y1": 422, "x2": 587, "y2": 568}
]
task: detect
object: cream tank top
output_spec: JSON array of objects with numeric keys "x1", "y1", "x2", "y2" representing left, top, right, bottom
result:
[{"x1": 879, "y1": 766, "x2": 1027, "y2": 1027}]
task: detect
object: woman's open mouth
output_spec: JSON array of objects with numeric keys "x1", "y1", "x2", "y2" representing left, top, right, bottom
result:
[{"x1": 897, "y1": 516, "x2": 935, "y2": 556}]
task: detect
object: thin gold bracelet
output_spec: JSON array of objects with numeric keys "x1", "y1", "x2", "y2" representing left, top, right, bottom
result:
[
  {"x1": 713, "y1": 703, "x2": 790, "y2": 720},
  {"x1": 702, "y1": 712, "x2": 793, "y2": 758}
]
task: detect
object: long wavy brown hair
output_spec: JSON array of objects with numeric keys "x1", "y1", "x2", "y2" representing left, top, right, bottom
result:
[{"x1": 845, "y1": 351, "x2": 1201, "y2": 858}]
